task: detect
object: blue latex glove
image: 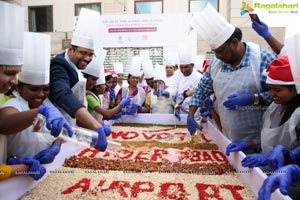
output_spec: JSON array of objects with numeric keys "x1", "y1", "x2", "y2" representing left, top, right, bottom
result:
[
  {"x1": 199, "y1": 107, "x2": 210, "y2": 118},
  {"x1": 204, "y1": 97, "x2": 214, "y2": 111},
  {"x1": 38, "y1": 105, "x2": 73, "y2": 137},
  {"x1": 173, "y1": 93, "x2": 186, "y2": 106},
  {"x1": 101, "y1": 123, "x2": 111, "y2": 136},
  {"x1": 34, "y1": 144, "x2": 61, "y2": 164},
  {"x1": 290, "y1": 147, "x2": 300, "y2": 164},
  {"x1": 156, "y1": 89, "x2": 169, "y2": 97},
  {"x1": 258, "y1": 164, "x2": 300, "y2": 200},
  {"x1": 120, "y1": 97, "x2": 131, "y2": 107},
  {"x1": 226, "y1": 142, "x2": 249, "y2": 156},
  {"x1": 223, "y1": 93, "x2": 253, "y2": 110},
  {"x1": 267, "y1": 145, "x2": 286, "y2": 171},
  {"x1": 8, "y1": 157, "x2": 46, "y2": 180},
  {"x1": 174, "y1": 111, "x2": 181, "y2": 121},
  {"x1": 252, "y1": 20, "x2": 271, "y2": 39},
  {"x1": 241, "y1": 153, "x2": 269, "y2": 168},
  {"x1": 94, "y1": 127, "x2": 108, "y2": 152},
  {"x1": 187, "y1": 115, "x2": 202, "y2": 136},
  {"x1": 109, "y1": 110, "x2": 122, "y2": 120},
  {"x1": 127, "y1": 104, "x2": 141, "y2": 115},
  {"x1": 109, "y1": 88, "x2": 115, "y2": 101}
]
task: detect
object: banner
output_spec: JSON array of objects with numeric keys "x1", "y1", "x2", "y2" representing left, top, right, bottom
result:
[{"x1": 97, "y1": 13, "x2": 196, "y2": 50}]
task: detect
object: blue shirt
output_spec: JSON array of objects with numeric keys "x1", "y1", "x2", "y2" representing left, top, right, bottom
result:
[{"x1": 190, "y1": 43, "x2": 276, "y2": 107}]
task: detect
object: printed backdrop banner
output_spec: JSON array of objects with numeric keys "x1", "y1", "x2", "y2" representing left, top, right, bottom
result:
[{"x1": 97, "y1": 13, "x2": 196, "y2": 48}]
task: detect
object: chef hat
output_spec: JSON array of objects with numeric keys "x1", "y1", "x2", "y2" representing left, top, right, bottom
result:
[
  {"x1": 82, "y1": 48, "x2": 106, "y2": 78},
  {"x1": 153, "y1": 64, "x2": 166, "y2": 83},
  {"x1": 142, "y1": 59, "x2": 155, "y2": 79},
  {"x1": 113, "y1": 62, "x2": 124, "y2": 74},
  {"x1": 129, "y1": 56, "x2": 141, "y2": 77},
  {"x1": 71, "y1": 8, "x2": 100, "y2": 50},
  {"x1": 140, "y1": 50, "x2": 150, "y2": 63},
  {"x1": 96, "y1": 63, "x2": 105, "y2": 85},
  {"x1": 194, "y1": 55, "x2": 205, "y2": 71},
  {"x1": 285, "y1": 32, "x2": 300, "y2": 94},
  {"x1": 190, "y1": 3, "x2": 235, "y2": 49},
  {"x1": 0, "y1": 1, "x2": 25, "y2": 65},
  {"x1": 19, "y1": 32, "x2": 51, "y2": 85},
  {"x1": 164, "y1": 51, "x2": 179, "y2": 67},
  {"x1": 265, "y1": 56, "x2": 294, "y2": 85},
  {"x1": 178, "y1": 43, "x2": 194, "y2": 65}
]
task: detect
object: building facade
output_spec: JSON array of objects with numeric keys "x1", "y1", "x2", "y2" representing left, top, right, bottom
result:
[{"x1": 7, "y1": 0, "x2": 285, "y2": 59}]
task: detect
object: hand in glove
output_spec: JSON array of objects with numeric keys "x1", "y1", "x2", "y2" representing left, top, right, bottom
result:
[
  {"x1": 290, "y1": 146, "x2": 300, "y2": 164},
  {"x1": 187, "y1": 115, "x2": 202, "y2": 136},
  {"x1": 8, "y1": 157, "x2": 46, "y2": 180},
  {"x1": 252, "y1": 20, "x2": 271, "y2": 39},
  {"x1": 34, "y1": 144, "x2": 61, "y2": 164},
  {"x1": 109, "y1": 110, "x2": 122, "y2": 120},
  {"x1": 241, "y1": 153, "x2": 269, "y2": 168},
  {"x1": 101, "y1": 123, "x2": 111, "y2": 136},
  {"x1": 127, "y1": 104, "x2": 141, "y2": 115},
  {"x1": 226, "y1": 142, "x2": 249, "y2": 156},
  {"x1": 223, "y1": 93, "x2": 253, "y2": 110},
  {"x1": 258, "y1": 164, "x2": 300, "y2": 200},
  {"x1": 267, "y1": 145, "x2": 286, "y2": 171},
  {"x1": 109, "y1": 88, "x2": 115, "y2": 101},
  {"x1": 156, "y1": 89, "x2": 169, "y2": 97},
  {"x1": 173, "y1": 93, "x2": 187, "y2": 106},
  {"x1": 174, "y1": 111, "x2": 181, "y2": 121},
  {"x1": 93, "y1": 127, "x2": 108, "y2": 152},
  {"x1": 204, "y1": 97, "x2": 214, "y2": 111},
  {"x1": 199, "y1": 107, "x2": 209, "y2": 118},
  {"x1": 120, "y1": 97, "x2": 131, "y2": 107},
  {"x1": 38, "y1": 105, "x2": 73, "y2": 137}
]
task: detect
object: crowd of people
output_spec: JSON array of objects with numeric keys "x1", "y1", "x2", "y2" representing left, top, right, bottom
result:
[{"x1": 0, "y1": 2, "x2": 300, "y2": 199}]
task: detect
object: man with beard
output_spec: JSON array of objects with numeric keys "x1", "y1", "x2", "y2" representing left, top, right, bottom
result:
[
  {"x1": 49, "y1": 9, "x2": 107, "y2": 152},
  {"x1": 188, "y1": 4, "x2": 275, "y2": 149}
]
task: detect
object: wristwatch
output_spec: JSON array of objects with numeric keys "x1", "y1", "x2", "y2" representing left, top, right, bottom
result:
[{"x1": 253, "y1": 93, "x2": 260, "y2": 106}]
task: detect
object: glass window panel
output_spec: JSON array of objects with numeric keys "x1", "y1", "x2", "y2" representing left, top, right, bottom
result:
[
  {"x1": 190, "y1": 0, "x2": 218, "y2": 13},
  {"x1": 29, "y1": 6, "x2": 53, "y2": 32},
  {"x1": 135, "y1": 1, "x2": 162, "y2": 14},
  {"x1": 75, "y1": 3, "x2": 101, "y2": 16}
]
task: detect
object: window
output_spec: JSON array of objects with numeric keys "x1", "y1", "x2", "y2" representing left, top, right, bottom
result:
[
  {"x1": 135, "y1": 0, "x2": 163, "y2": 14},
  {"x1": 75, "y1": 3, "x2": 101, "y2": 16},
  {"x1": 189, "y1": 0, "x2": 218, "y2": 13},
  {"x1": 29, "y1": 6, "x2": 53, "y2": 32}
]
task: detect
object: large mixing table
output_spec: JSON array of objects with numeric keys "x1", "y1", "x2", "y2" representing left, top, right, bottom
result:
[{"x1": 0, "y1": 114, "x2": 291, "y2": 200}]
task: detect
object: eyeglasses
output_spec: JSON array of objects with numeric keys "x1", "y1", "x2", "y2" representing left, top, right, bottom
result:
[
  {"x1": 78, "y1": 50, "x2": 96, "y2": 58},
  {"x1": 211, "y1": 42, "x2": 230, "y2": 56},
  {"x1": 72, "y1": 47, "x2": 96, "y2": 58}
]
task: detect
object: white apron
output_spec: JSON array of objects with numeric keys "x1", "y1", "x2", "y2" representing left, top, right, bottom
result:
[
  {"x1": 261, "y1": 103, "x2": 300, "y2": 153},
  {"x1": 121, "y1": 86, "x2": 146, "y2": 106},
  {"x1": 212, "y1": 43, "x2": 264, "y2": 143},
  {"x1": 3, "y1": 93, "x2": 55, "y2": 158},
  {"x1": 86, "y1": 90, "x2": 103, "y2": 122},
  {"x1": 177, "y1": 70, "x2": 202, "y2": 113},
  {"x1": 0, "y1": 95, "x2": 6, "y2": 164},
  {"x1": 61, "y1": 52, "x2": 87, "y2": 126},
  {"x1": 150, "y1": 93, "x2": 173, "y2": 114}
]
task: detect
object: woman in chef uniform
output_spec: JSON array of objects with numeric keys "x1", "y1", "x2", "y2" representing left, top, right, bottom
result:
[
  {"x1": 226, "y1": 56, "x2": 300, "y2": 171},
  {"x1": 116, "y1": 56, "x2": 147, "y2": 114},
  {"x1": 0, "y1": 33, "x2": 72, "y2": 166},
  {"x1": 84, "y1": 51, "x2": 131, "y2": 121},
  {"x1": 0, "y1": 2, "x2": 47, "y2": 181}
]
